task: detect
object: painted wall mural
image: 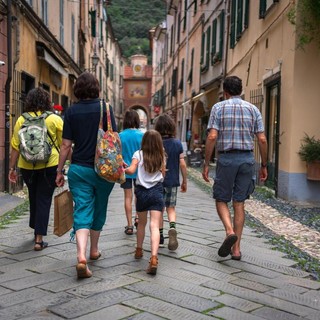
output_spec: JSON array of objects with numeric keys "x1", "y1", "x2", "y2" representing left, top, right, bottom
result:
[{"x1": 128, "y1": 82, "x2": 147, "y2": 98}]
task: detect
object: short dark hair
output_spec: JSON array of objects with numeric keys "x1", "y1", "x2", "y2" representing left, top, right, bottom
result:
[
  {"x1": 24, "y1": 87, "x2": 51, "y2": 112},
  {"x1": 123, "y1": 109, "x2": 140, "y2": 129},
  {"x1": 154, "y1": 113, "x2": 176, "y2": 137},
  {"x1": 74, "y1": 72, "x2": 100, "y2": 100},
  {"x1": 223, "y1": 76, "x2": 242, "y2": 96}
]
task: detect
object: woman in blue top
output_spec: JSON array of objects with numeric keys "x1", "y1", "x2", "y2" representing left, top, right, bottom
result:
[{"x1": 119, "y1": 110, "x2": 144, "y2": 235}]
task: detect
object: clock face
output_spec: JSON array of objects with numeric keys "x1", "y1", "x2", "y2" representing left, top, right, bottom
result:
[{"x1": 134, "y1": 64, "x2": 142, "y2": 72}]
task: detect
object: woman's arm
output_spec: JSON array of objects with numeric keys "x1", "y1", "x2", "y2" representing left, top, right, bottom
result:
[
  {"x1": 8, "y1": 148, "x2": 20, "y2": 183},
  {"x1": 55, "y1": 138, "x2": 73, "y2": 187}
]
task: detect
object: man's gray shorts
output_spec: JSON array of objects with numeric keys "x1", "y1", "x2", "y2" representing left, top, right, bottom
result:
[{"x1": 213, "y1": 152, "x2": 256, "y2": 202}]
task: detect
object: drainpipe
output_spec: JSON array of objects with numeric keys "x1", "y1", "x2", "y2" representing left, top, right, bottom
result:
[
  {"x1": 181, "y1": 0, "x2": 190, "y2": 143},
  {"x1": 4, "y1": 0, "x2": 12, "y2": 192}
]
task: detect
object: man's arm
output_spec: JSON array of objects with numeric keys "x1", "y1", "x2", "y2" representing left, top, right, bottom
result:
[
  {"x1": 256, "y1": 132, "x2": 268, "y2": 182},
  {"x1": 202, "y1": 128, "x2": 218, "y2": 182}
]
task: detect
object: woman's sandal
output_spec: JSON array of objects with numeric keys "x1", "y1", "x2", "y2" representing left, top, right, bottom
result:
[
  {"x1": 76, "y1": 261, "x2": 92, "y2": 278},
  {"x1": 34, "y1": 241, "x2": 48, "y2": 251},
  {"x1": 124, "y1": 226, "x2": 134, "y2": 235}
]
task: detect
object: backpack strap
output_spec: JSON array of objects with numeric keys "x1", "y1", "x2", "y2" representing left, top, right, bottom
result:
[
  {"x1": 44, "y1": 112, "x2": 60, "y2": 153},
  {"x1": 21, "y1": 112, "x2": 32, "y2": 120}
]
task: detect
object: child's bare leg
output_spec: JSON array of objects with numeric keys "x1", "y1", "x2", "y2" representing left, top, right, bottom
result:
[
  {"x1": 150, "y1": 210, "x2": 161, "y2": 256},
  {"x1": 136, "y1": 211, "x2": 147, "y2": 249}
]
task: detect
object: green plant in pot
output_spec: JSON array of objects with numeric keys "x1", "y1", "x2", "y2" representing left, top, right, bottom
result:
[{"x1": 298, "y1": 133, "x2": 320, "y2": 181}]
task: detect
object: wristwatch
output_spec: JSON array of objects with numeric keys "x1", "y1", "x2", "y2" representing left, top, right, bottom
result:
[
  {"x1": 56, "y1": 168, "x2": 66, "y2": 174},
  {"x1": 261, "y1": 162, "x2": 267, "y2": 168}
]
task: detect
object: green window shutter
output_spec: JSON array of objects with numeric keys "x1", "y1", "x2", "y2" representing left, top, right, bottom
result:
[
  {"x1": 259, "y1": 0, "x2": 266, "y2": 19},
  {"x1": 171, "y1": 68, "x2": 177, "y2": 96},
  {"x1": 183, "y1": 0, "x2": 187, "y2": 31},
  {"x1": 106, "y1": 59, "x2": 109, "y2": 77},
  {"x1": 206, "y1": 26, "x2": 211, "y2": 68},
  {"x1": 218, "y1": 10, "x2": 224, "y2": 61},
  {"x1": 177, "y1": 13, "x2": 181, "y2": 43},
  {"x1": 188, "y1": 48, "x2": 194, "y2": 84},
  {"x1": 236, "y1": 0, "x2": 243, "y2": 40},
  {"x1": 110, "y1": 64, "x2": 114, "y2": 81},
  {"x1": 211, "y1": 19, "x2": 217, "y2": 65},
  {"x1": 89, "y1": 9, "x2": 96, "y2": 37},
  {"x1": 230, "y1": 0, "x2": 236, "y2": 48},
  {"x1": 179, "y1": 59, "x2": 184, "y2": 90},
  {"x1": 200, "y1": 32, "x2": 205, "y2": 64},
  {"x1": 244, "y1": 0, "x2": 249, "y2": 29}
]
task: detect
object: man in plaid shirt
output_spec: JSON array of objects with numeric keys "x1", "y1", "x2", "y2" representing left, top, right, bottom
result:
[{"x1": 202, "y1": 76, "x2": 268, "y2": 261}]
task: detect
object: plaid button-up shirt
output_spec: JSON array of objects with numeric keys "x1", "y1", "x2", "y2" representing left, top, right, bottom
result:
[{"x1": 207, "y1": 96, "x2": 264, "y2": 151}]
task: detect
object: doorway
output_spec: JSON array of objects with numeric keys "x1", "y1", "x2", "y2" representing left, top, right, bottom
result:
[{"x1": 265, "y1": 78, "x2": 281, "y2": 196}]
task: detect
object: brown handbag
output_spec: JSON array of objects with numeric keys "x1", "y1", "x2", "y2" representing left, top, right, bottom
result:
[{"x1": 53, "y1": 189, "x2": 74, "y2": 237}]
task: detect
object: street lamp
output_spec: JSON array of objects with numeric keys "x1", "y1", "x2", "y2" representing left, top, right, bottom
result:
[{"x1": 91, "y1": 52, "x2": 99, "y2": 73}]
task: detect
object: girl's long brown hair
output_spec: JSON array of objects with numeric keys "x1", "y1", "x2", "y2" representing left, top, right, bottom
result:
[{"x1": 141, "y1": 129, "x2": 165, "y2": 173}]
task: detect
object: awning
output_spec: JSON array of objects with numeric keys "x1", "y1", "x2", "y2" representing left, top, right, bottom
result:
[{"x1": 36, "y1": 42, "x2": 68, "y2": 77}]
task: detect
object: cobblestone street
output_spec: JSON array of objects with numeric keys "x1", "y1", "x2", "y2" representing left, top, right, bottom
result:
[{"x1": 0, "y1": 172, "x2": 319, "y2": 319}]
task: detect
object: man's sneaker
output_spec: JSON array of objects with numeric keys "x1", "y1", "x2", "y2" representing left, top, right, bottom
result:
[
  {"x1": 168, "y1": 228, "x2": 178, "y2": 251},
  {"x1": 159, "y1": 234, "x2": 165, "y2": 248}
]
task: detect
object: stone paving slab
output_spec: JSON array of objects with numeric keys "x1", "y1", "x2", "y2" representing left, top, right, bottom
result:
[
  {"x1": 123, "y1": 296, "x2": 214, "y2": 319},
  {"x1": 208, "y1": 306, "x2": 265, "y2": 319},
  {"x1": 0, "y1": 193, "x2": 24, "y2": 217},
  {"x1": 251, "y1": 306, "x2": 304, "y2": 320},
  {"x1": 0, "y1": 177, "x2": 319, "y2": 319}
]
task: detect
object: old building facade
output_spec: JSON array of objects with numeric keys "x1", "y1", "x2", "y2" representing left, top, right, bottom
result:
[
  {"x1": 152, "y1": 0, "x2": 320, "y2": 203},
  {"x1": 0, "y1": 0, "x2": 123, "y2": 192}
]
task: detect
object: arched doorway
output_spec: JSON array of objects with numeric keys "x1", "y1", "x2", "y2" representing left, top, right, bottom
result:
[
  {"x1": 127, "y1": 105, "x2": 148, "y2": 133},
  {"x1": 192, "y1": 100, "x2": 206, "y2": 150}
]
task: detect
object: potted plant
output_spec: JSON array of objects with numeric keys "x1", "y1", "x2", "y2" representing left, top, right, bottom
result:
[{"x1": 298, "y1": 133, "x2": 320, "y2": 181}]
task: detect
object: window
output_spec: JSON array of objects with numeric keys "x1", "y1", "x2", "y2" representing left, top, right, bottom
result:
[
  {"x1": 259, "y1": 0, "x2": 279, "y2": 19},
  {"x1": 179, "y1": 59, "x2": 184, "y2": 91},
  {"x1": 41, "y1": 0, "x2": 48, "y2": 26},
  {"x1": 59, "y1": 0, "x2": 64, "y2": 46},
  {"x1": 194, "y1": 0, "x2": 197, "y2": 15},
  {"x1": 52, "y1": 91, "x2": 59, "y2": 105},
  {"x1": 39, "y1": 82, "x2": 50, "y2": 92},
  {"x1": 171, "y1": 68, "x2": 177, "y2": 97},
  {"x1": 170, "y1": 25, "x2": 174, "y2": 57},
  {"x1": 177, "y1": 13, "x2": 181, "y2": 43},
  {"x1": 61, "y1": 95, "x2": 69, "y2": 111},
  {"x1": 183, "y1": 0, "x2": 187, "y2": 31},
  {"x1": 71, "y1": 14, "x2": 75, "y2": 59},
  {"x1": 110, "y1": 63, "x2": 114, "y2": 81},
  {"x1": 26, "y1": 0, "x2": 33, "y2": 7},
  {"x1": 188, "y1": 48, "x2": 194, "y2": 84},
  {"x1": 211, "y1": 10, "x2": 225, "y2": 64},
  {"x1": 205, "y1": 26, "x2": 211, "y2": 69},
  {"x1": 200, "y1": 33, "x2": 205, "y2": 65},
  {"x1": 230, "y1": 0, "x2": 250, "y2": 48}
]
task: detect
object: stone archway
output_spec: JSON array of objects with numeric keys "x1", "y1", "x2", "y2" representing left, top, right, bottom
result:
[{"x1": 130, "y1": 105, "x2": 148, "y2": 132}]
